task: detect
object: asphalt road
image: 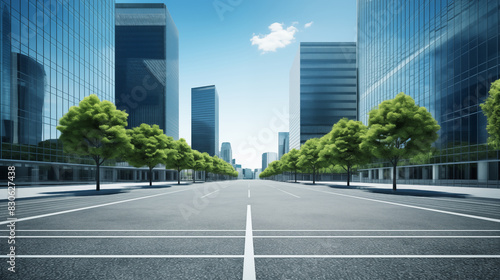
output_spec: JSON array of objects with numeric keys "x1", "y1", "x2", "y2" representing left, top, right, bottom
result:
[{"x1": 1, "y1": 180, "x2": 500, "y2": 279}]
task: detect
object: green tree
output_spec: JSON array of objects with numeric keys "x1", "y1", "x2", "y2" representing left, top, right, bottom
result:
[
  {"x1": 201, "y1": 152, "x2": 214, "y2": 181},
  {"x1": 480, "y1": 79, "x2": 500, "y2": 150},
  {"x1": 297, "y1": 138, "x2": 324, "y2": 184},
  {"x1": 361, "y1": 93, "x2": 440, "y2": 191},
  {"x1": 191, "y1": 150, "x2": 206, "y2": 182},
  {"x1": 124, "y1": 124, "x2": 173, "y2": 186},
  {"x1": 281, "y1": 149, "x2": 301, "y2": 183},
  {"x1": 57, "y1": 94, "x2": 132, "y2": 191},
  {"x1": 165, "y1": 139, "x2": 195, "y2": 185},
  {"x1": 320, "y1": 118, "x2": 369, "y2": 186}
]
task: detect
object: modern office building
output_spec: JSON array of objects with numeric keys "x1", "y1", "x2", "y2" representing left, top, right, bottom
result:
[
  {"x1": 115, "y1": 3, "x2": 179, "y2": 139},
  {"x1": 192, "y1": 85, "x2": 219, "y2": 156},
  {"x1": 358, "y1": 0, "x2": 500, "y2": 186},
  {"x1": 278, "y1": 132, "x2": 289, "y2": 159},
  {"x1": 289, "y1": 42, "x2": 357, "y2": 149},
  {"x1": 0, "y1": 1, "x2": 177, "y2": 183},
  {"x1": 0, "y1": 1, "x2": 116, "y2": 182},
  {"x1": 221, "y1": 142, "x2": 232, "y2": 164},
  {"x1": 262, "y1": 152, "x2": 278, "y2": 171},
  {"x1": 243, "y1": 168, "x2": 254, "y2": 179}
]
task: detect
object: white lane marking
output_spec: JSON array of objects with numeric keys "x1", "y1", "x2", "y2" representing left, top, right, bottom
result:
[
  {"x1": 9, "y1": 236, "x2": 497, "y2": 239},
  {"x1": 416, "y1": 197, "x2": 500, "y2": 208},
  {"x1": 252, "y1": 230, "x2": 500, "y2": 232},
  {"x1": 289, "y1": 185, "x2": 500, "y2": 223},
  {"x1": 248, "y1": 190, "x2": 251, "y2": 198},
  {"x1": 255, "y1": 255, "x2": 500, "y2": 259},
  {"x1": 5, "y1": 236, "x2": 244, "y2": 238},
  {"x1": 1, "y1": 255, "x2": 498, "y2": 259},
  {"x1": 252, "y1": 236, "x2": 500, "y2": 239},
  {"x1": 272, "y1": 187, "x2": 300, "y2": 198},
  {"x1": 0, "y1": 255, "x2": 243, "y2": 258},
  {"x1": 0, "y1": 189, "x2": 190, "y2": 225},
  {"x1": 0, "y1": 230, "x2": 245, "y2": 232},
  {"x1": 201, "y1": 189, "x2": 220, "y2": 198},
  {"x1": 243, "y1": 205, "x2": 256, "y2": 280},
  {"x1": 2, "y1": 255, "x2": 499, "y2": 259}
]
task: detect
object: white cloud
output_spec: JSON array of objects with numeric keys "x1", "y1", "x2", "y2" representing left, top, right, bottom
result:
[
  {"x1": 250, "y1": 23, "x2": 298, "y2": 53},
  {"x1": 304, "y1": 21, "x2": 313, "y2": 28}
]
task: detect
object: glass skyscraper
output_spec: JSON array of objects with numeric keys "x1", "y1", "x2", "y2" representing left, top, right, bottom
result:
[
  {"x1": 115, "y1": 3, "x2": 179, "y2": 140},
  {"x1": 358, "y1": 0, "x2": 499, "y2": 185},
  {"x1": 0, "y1": 1, "x2": 118, "y2": 182},
  {"x1": 191, "y1": 85, "x2": 219, "y2": 156},
  {"x1": 262, "y1": 152, "x2": 277, "y2": 171},
  {"x1": 289, "y1": 42, "x2": 357, "y2": 150},
  {"x1": 278, "y1": 132, "x2": 289, "y2": 160},
  {"x1": 221, "y1": 142, "x2": 232, "y2": 164}
]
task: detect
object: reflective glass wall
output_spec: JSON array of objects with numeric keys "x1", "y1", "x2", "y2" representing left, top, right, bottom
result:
[
  {"x1": 0, "y1": 0, "x2": 115, "y2": 164},
  {"x1": 289, "y1": 42, "x2": 357, "y2": 149},
  {"x1": 191, "y1": 85, "x2": 219, "y2": 156},
  {"x1": 115, "y1": 3, "x2": 179, "y2": 140},
  {"x1": 358, "y1": 0, "x2": 500, "y2": 184}
]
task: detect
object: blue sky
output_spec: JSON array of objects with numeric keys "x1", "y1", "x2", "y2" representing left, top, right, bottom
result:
[{"x1": 116, "y1": 0, "x2": 357, "y2": 169}]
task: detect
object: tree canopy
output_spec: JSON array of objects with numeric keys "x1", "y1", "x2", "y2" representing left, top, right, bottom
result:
[
  {"x1": 125, "y1": 124, "x2": 173, "y2": 186},
  {"x1": 165, "y1": 138, "x2": 195, "y2": 185},
  {"x1": 480, "y1": 79, "x2": 500, "y2": 150},
  {"x1": 320, "y1": 118, "x2": 369, "y2": 186},
  {"x1": 57, "y1": 94, "x2": 131, "y2": 190},
  {"x1": 297, "y1": 138, "x2": 324, "y2": 184},
  {"x1": 361, "y1": 92, "x2": 440, "y2": 190}
]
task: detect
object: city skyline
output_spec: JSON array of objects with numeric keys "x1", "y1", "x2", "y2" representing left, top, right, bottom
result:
[{"x1": 116, "y1": 0, "x2": 357, "y2": 169}]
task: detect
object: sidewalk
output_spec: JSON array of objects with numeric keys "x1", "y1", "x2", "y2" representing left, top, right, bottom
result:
[
  {"x1": 1, "y1": 181, "x2": 185, "y2": 200},
  {"x1": 292, "y1": 180, "x2": 500, "y2": 200}
]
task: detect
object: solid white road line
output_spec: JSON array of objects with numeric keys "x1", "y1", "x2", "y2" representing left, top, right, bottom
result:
[
  {"x1": 2, "y1": 229, "x2": 497, "y2": 232},
  {"x1": 0, "y1": 229, "x2": 245, "y2": 232},
  {"x1": 201, "y1": 189, "x2": 220, "y2": 198},
  {"x1": 6, "y1": 236, "x2": 244, "y2": 238},
  {"x1": 252, "y1": 229, "x2": 500, "y2": 232},
  {"x1": 254, "y1": 255, "x2": 500, "y2": 259},
  {"x1": 243, "y1": 205, "x2": 256, "y2": 280},
  {"x1": 252, "y1": 236, "x2": 500, "y2": 239},
  {"x1": 0, "y1": 255, "x2": 243, "y2": 258},
  {"x1": 273, "y1": 187, "x2": 300, "y2": 198},
  {"x1": 7, "y1": 235, "x2": 498, "y2": 239},
  {"x1": 3, "y1": 255, "x2": 498, "y2": 259},
  {"x1": 289, "y1": 185, "x2": 500, "y2": 223},
  {"x1": 0, "y1": 189, "x2": 190, "y2": 225}
]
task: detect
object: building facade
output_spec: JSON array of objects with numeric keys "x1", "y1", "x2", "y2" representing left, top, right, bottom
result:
[
  {"x1": 220, "y1": 142, "x2": 232, "y2": 164},
  {"x1": 289, "y1": 42, "x2": 357, "y2": 149},
  {"x1": 278, "y1": 132, "x2": 289, "y2": 159},
  {"x1": 262, "y1": 152, "x2": 278, "y2": 171},
  {"x1": 358, "y1": 0, "x2": 500, "y2": 186},
  {"x1": 191, "y1": 85, "x2": 219, "y2": 156},
  {"x1": 115, "y1": 3, "x2": 179, "y2": 139},
  {"x1": 0, "y1": 1, "x2": 176, "y2": 184}
]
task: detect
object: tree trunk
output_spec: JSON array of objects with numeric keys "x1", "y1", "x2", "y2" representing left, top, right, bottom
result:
[
  {"x1": 149, "y1": 166, "x2": 153, "y2": 186},
  {"x1": 347, "y1": 166, "x2": 350, "y2": 186},
  {"x1": 178, "y1": 167, "x2": 181, "y2": 185},
  {"x1": 294, "y1": 170, "x2": 297, "y2": 183},
  {"x1": 96, "y1": 161, "x2": 100, "y2": 191},
  {"x1": 312, "y1": 168, "x2": 316, "y2": 185},
  {"x1": 392, "y1": 162, "x2": 397, "y2": 191},
  {"x1": 193, "y1": 170, "x2": 196, "y2": 183}
]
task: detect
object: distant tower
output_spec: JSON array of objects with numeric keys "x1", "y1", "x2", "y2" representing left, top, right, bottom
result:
[
  {"x1": 278, "y1": 132, "x2": 289, "y2": 159},
  {"x1": 191, "y1": 85, "x2": 219, "y2": 156},
  {"x1": 221, "y1": 142, "x2": 232, "y2": 163}
]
